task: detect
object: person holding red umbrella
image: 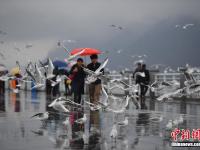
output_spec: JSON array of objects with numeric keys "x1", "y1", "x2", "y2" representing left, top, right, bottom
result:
[
  {"x1": 69, "y1": 58, "x2": 86, "y2": 104},
  {"x1": 87, "y1": 54, "x2": 103, "y2": 105}
]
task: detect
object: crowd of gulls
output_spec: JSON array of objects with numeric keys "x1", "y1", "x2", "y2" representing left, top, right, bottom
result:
[
  {"x1": 0, "y1": 46, "x2": 199, "y2": 148},
  {"x1": 0, "y1": 36, "x2": 200, "y2": 148}
]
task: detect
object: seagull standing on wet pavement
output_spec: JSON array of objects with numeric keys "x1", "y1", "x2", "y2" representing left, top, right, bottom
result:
[
  {"x1": 166, "y1": 120, "x2": 173, "y2": 129},
  {"x1": 117, "y1": 117, "x2": 128, "y2": 126},
  {"x1": 110, "y1": 124, "x2": 118, "y2": 141},
  {"x1": 75, "y1": 114, "x2": 87, "y2": 124},
  {"x1": 63, "y1": 117, "x2": 70, "y2": 126}
]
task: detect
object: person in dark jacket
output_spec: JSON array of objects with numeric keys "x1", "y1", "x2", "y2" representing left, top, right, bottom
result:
[
  {"x1": 87, "y1": 54, "x2": 103, "y2": 104},
  {"x1": 133, "y1": 62, "x2": 142, "y2": 84},
  {"x1": 140, "y1": 64, "x2": 150, "y2": 109},
  {"x1": 70, "y1": 58, "x2": 86, "y2": 104},
  {"x1": 132, "y1": 63, "x2": 142, "y2": 108},
  {"x1": 140, "y1": 64, "x2": 150, "y2": 96}
]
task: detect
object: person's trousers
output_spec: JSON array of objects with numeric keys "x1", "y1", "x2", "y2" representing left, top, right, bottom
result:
[
  {"x1": 140, "y1": 84, "x2": 148, "y2": 97},
  {"x1": 89, "y1": 83, "x2": 101, "y2": 104},
  {"x1": 74, "y1": 92, "x2": 82, "y2": 104}
]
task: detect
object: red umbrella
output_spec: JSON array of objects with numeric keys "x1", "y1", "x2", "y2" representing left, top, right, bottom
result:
[{"x1": 70, "y1": 48, "x2": 101, "y2": 56}]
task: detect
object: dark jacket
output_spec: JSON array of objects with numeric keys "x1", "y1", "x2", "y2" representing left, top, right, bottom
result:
[
  {"x1": 87, "y1": 62, "x2": 103, "y2": 85},
  {"x1": 141, "y1": 69, "x2": 150, "y2": 85},
  {"x1": 70, "y1": 64, "x2": 86, "y2": 94},
  {"x1": 133, "y1": 68, "x2": 142, "y2": 84}
]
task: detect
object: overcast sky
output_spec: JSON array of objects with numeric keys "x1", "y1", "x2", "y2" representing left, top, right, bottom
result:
[{"x1": 0, "y1": 0, "x2": 200, "y2": 70}]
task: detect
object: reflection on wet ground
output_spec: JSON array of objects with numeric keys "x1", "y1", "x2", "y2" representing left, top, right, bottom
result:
[{"x1": 0, "y1": 91, "x2": 200, "y2": 150}]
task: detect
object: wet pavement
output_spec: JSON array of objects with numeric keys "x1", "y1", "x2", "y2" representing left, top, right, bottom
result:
[{"x1": 0, "y1": 91, "x2": 200, "y2": 150}]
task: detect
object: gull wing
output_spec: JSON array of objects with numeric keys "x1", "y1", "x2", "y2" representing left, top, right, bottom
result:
[
  {"x1": 82, "y1": 67, "x2": 95, "y2": 75},
  {"x1": 134, "y1": 72, "x2": 145, "y2": 78},
  {"x1": 59, "y1": 104, "x2": 69, "y2": 112},
  {"x1": 95, "y1": 58, "x2": 109, "y2": 74},
  {"x1": 101, "y1": 85, "x2": 108, "y2": 100},
  {"x1": 31, "y1": 113, "x2": 43, "y2": 118},
  {"x1": 26, "y1": 69, "x2": 36, "y2": 82},
  {"x1": 35, "y1": 64, "x2": 44, "y2": 83},
  {"x1": 47, "y1": 58, "x2": 54, "y2": 76},
  {"x1": 39, "y1": 60, "x2": 48, "y2": 72},
  {"x1": 161, "y1": 81, "x2": 172, "y2": 86}
]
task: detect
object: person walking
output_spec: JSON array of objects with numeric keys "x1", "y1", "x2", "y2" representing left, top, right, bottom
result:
[
  {"x1": 133, "y1": 62, "x2": 142, "y2": 84},
  {"x1": 87, "y1": 54, "x2": 103, "y2": 105},
  {"x1": 140, "y1": 64, "x2": 150, "y2": 97},
  {"x1": 70, "y1": 58, "x2": 86, "y2": 104},
  {"x1": 140, "y1": 64, "x2": 150, "y2": 109},
  {"x1": 132, "y1": 63, "x2": 142, "y2": 109}
]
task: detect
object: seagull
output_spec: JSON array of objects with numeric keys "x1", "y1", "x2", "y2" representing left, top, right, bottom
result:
[
  {"x1": 83, "y1": 58, "x2": 109, "y2": 84},
  {"x1": 75, "y1": 114, "x2": 87, "y2": 124},
  {"x1": 99, "y1": 85, "x2": 109, "y2": 107},
  {"x1": 90, "y1": 104, "x2": 102, "y2": 111},
  {"x1": 134, "y1": 72, "x2": 145, "y2": 78},
  {"x1": 25, "y1": 44, "x2": 33, "y2": 48},
  {"x1": 175, "y1": 24, "x2": 181, "y2": 28},
  {"x1": 63, "y1": 117, "x2": 70, "y2": 126},
  {"x1": 117, "y1": 49, "x2": 123, "y2": 54},
  {"x1": 84, "y1": 100, "x2": 101, "y2": 110},
  {"x1": 106, "y1": 96, "x2": 130, "y2": 113},
  {"x1": 172, "y1": 119, "x2": 179, "y2": 126},
  {"x1": 117, "y1": 117, "x2": 128, "y2": 126},
  {"x1": 118, "y1": 26, "x2": 123, "y2": 30},
  {"x1": 110, "y1": 124, "x2": 118, "y2": 140},
  {"x1": 150, "y1": 115, "x2": 163, "y2": 122},
  {"x1": 156, "y1": 88, "x2": 185, "y2": 101},
  {"x1": 66, "y1": 39, "x2": 76, "y2": 43},
  {"x1": 110, "y1": 25, "x2": 123, "y2": 30},
  {"x1": 0, "y1": 74, "x2": 16, "y2": 82},
  {"x1": 178, "y1": 115, "x2": 184, "y2": 124},
  {"x1": 183, "y1": 24, "x2": 194, "y2": 29},
  {"x1": 12, "y1": 88, "x2": 19, "y2": 93},
  {"x1": 26, "y1": 63, "x2": 45, "y2": 89},
  {"x1": 110, "y1": 24, "x2": 116, "y2": 27},
  {"x1": 48, "y1": 98, "x2": 69, "y2": 113},
  {"x1": 59, "y1": 43, "x2": 85, "y2": 62},
  {"x1": 31, "y1": 112, "x2": 49, "y2": 121},
  {"x1": 46, "y1": 58, "x2": 55, "y2": 79},
  {"x1": 49, "y1": 75, "x2": 68, "y2": 87},
  {"x1": 166, "y1": 120, "x2": 173, "y2": 129}
]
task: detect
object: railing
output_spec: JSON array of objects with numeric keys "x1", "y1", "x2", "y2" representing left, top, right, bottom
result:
[
  {"x1": 153, "y1": 72, "x2": 200, "y2": 82},
  {"x1": 3, "y1": 72, "x2": 200, "y2": 97}
]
